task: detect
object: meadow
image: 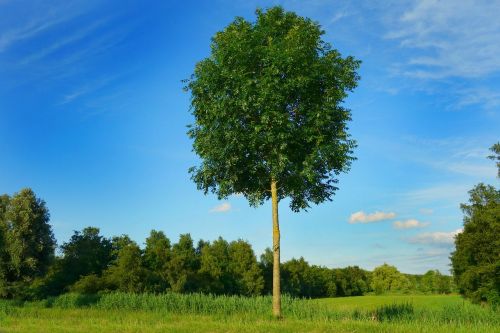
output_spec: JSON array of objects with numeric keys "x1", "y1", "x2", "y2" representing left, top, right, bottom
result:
[{"x1": 0, "y1": 293, "x2": 498, "y2": 332}]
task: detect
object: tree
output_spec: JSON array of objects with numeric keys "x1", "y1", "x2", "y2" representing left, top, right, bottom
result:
[
  {"x1": 199, "y1": 237, "x2": 232, "y2": 294},
  {"x1": 487, "y1": 142, "x2": 499, "y2": 177},
  {"x1": 371, "y1": 264, "x2": 408, "y2": 294},
  {"x1": 186, "y1": 6, "x2": 359, "y2": 317},
  {"x1": 62, "y1": 227, "x2": 113, "y2": 284},
  {"x1": 421, "y1": 270, "x2": 437, "y2": 293},
  {"x1": 228, "y1": 239, "x2": 263, "y2": 296},
  {"x1": 166, "y1": 234, "x2": 199, "y2": 293},
  {"x1": 104, "y1": 240, "x2": 148, "y2": 293},
  {"x1": 342, "y1": 266, "x2": 369, "y2": 296},
  {"x1": 451, "y1": 184, "x2": 499, "y2": 305},
  {"x1": 144, "y1": 230, "x2": 171, "y2": 292},
  {"x1": 434, "y1": 271, "x2": 452, "y2": 294},
  {"x1": 0, "y1": 195, "x2": 10, "y2": 296},
  {"x1": 259, "y1": 248, "x2": 273, "y2": 295},
  {"x1": 2, "y1": 189, "x2": 55, "y2": 297},
  {"x1": 30, "y1": 227, "x2": 113, "y2": 298},
  {"x1": 450, "y1": 144, "x2": 499, "y2": 305}
]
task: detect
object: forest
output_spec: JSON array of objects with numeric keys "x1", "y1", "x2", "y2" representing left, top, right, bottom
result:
[{"x1": 0, "y1": 188, "x2": 454, "y2": 301}]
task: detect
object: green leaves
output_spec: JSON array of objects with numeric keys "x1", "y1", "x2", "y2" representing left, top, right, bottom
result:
[
  {"x1": 3, "y1": 189, "x2": 55, "y2": 280},
  {"x1": 187, "y1": 6, "x2": 359, "y2": 211},
  {"x1": 451, "y1": 182, "x2": 499, "y2": 305},
  {"x1": 0, "y1": 189, "x2": 56, "y2": 298},
  {"x1": 450, "y1": 146, "x2": 500, "y2": 305}
]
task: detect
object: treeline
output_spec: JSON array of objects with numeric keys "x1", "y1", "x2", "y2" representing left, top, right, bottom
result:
[{"x1": 0, "y1": 188, "x2": 453, "y2": 300}]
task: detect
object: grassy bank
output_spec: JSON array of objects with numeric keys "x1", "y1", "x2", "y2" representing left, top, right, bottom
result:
[{"x1": 0, "y1": 293, "x2": 498, "y2": 332}]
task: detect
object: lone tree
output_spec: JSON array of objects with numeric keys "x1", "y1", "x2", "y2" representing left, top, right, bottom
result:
[{"x1": 186, "y1": 7, "x2": 360, "y2": 317}]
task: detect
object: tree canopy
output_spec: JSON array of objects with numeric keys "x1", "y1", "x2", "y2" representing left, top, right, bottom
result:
[
  {"x1": 186, "y1": 6, "x2": 360, "y2": 211},
  {"x1": 0, "y1": 189, "x2": 56, "y2": 297},
  {"x1": 451, "y1": 183, "x2": 499, "y2": 305},
  {"x1": 451, "y1": 143, "x2": 500, "y2": 305}
]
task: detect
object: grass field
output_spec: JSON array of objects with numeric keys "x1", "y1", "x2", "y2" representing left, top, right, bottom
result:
[{"x1": 0, "y1": 293, "x2": 498, "y2": 332}]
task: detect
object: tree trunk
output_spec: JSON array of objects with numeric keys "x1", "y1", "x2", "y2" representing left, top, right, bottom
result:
[{"x1": 271, "y1": 178, "x2": 281, "y2": 318}]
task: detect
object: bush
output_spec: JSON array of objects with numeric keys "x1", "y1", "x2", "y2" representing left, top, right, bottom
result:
[{"x1": 70, "y1": 274, "x2": 108, "y2": 294}]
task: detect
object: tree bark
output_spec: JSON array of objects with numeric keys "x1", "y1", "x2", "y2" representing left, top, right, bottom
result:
[{"x1": 271, "y1": 178, "x2": 281, "y2": 318}]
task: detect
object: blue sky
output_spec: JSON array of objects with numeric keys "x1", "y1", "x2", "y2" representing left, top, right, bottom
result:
[{"x1": 1, "y1": 0, "x2": 498, "y2": 274}]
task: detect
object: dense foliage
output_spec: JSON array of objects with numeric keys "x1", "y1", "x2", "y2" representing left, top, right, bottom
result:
[
  {"x1": 186, "y1": 6, "x2": 359, "y2": 210},
  {"x1": 451, "y1": 143, "x2": 500, "y2": 305},
  {"x1": 0, "y1": 189, "x2": 55, "y2": 298},
  {"x1": 0, "y1": 188, "x2": 454, "y2": 300}
]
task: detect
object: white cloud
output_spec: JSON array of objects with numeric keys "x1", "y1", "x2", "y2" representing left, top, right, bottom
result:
[
  {"x1": 209, "y1": 202, "x2": 232, "y2": 213},
  {"x1": 387, "y1": 0, "x2": 500, "y2": 79},
  {"x1": 349, "y1": 211, "x2": 396, "y2": 224},
  {"x1": 409, "y1": 228, "x2": 462, "y2": 245},
  {"x1": 393, "y1": 219, "x2": 429, "y2": 229}
]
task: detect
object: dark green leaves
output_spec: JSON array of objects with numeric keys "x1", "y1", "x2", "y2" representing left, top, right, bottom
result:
[{"x1": 186, "y1": 6, "x2": 359, "y2": 211}]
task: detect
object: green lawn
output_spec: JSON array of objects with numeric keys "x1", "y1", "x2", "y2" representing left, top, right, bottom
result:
[{"x1": 1, "y1": 294, "x2": 498, "y2": 333}]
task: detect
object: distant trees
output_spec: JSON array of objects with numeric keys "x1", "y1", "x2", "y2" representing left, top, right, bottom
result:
[
  {"x1": 104, "y1": 240, "x2": 148, "y2": 293},
  {"x1": 335, "y1": 266, "x2": 369, "y2": 296},
  {"x1": 371, "y1": 264, "x2": 411, "y2": 294},
  {"x1": 419, "y1": 270, "x2": 452, "y2": 294},
  {"x1": 278, "y1": 257, "x2": 370, "y2": 298},
  {"x1": 199, "y1": 238, "x2": 263, "y2": 295},
  {"x1": 30, "y1": 227, "x2": 113, "y2": 297},
  {"x1": 0, "y1": 188, "x2": 456, "y2": 300},
  {"x1": 59, "y1": 227, "x2": 113, "y2": 287},
  {"x1": 451, "y1": 143, "x2": 500, "y2": 305},
  {"x1": 143, "y1": 230, "x2": 171, "y2": 292},
  {"x1": 166, "y1": 234, "x2": 199, "y2": 293}
]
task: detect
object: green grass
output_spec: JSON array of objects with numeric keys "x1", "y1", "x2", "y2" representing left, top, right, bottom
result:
[{"x1": 0, "y1": 293, "x2": 498, "y2": 332}]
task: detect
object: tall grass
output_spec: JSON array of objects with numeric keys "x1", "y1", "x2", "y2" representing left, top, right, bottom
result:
[
  {"x1": 2, "y1": 292, "x2": 499, "y2": 326},
  {"x1": 375, "y1": 302, "x2": 414, "y2": 322}
]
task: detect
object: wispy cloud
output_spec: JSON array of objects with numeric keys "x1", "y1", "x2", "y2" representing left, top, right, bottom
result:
[
  {"x1": 396, "y1": 136, "x2": 497, "y2": 179},
  {"x1": 408, "y1": 228, "x2": 462, "y2": 245},
  {"x1": 402, "y1": 184, "x2": 470, "y2": 206},
  {"x1": 454, "y1": 87, "x2": 500, "y2": 110},
  {"x1": 444, "y1": 163, "x2": 497, "y2": 178},
  {"x1": 60, "y1": 75, "x2": 119, "y2": 105},
  {"x1": 349, "y1": 211, "x2": 396, "y2": 224},
  {"x1": 0, "y1": 2, "x2": 86, "y2": 53},
  {"x1": 330, "y1": 11, "x2": 349, "y2": 24},
  {"x1": 393, "y1": 219, "x2": 429, "y2": 230},
  {"x1": 209, "y1": 202, "x2": 232, "y2": 213},
  {"x1": 387, "y1": 0, "x2": 500, "y2": 79},
  {"x1": 17, "y1": 18, "x2": 109, "y2": 66}
]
